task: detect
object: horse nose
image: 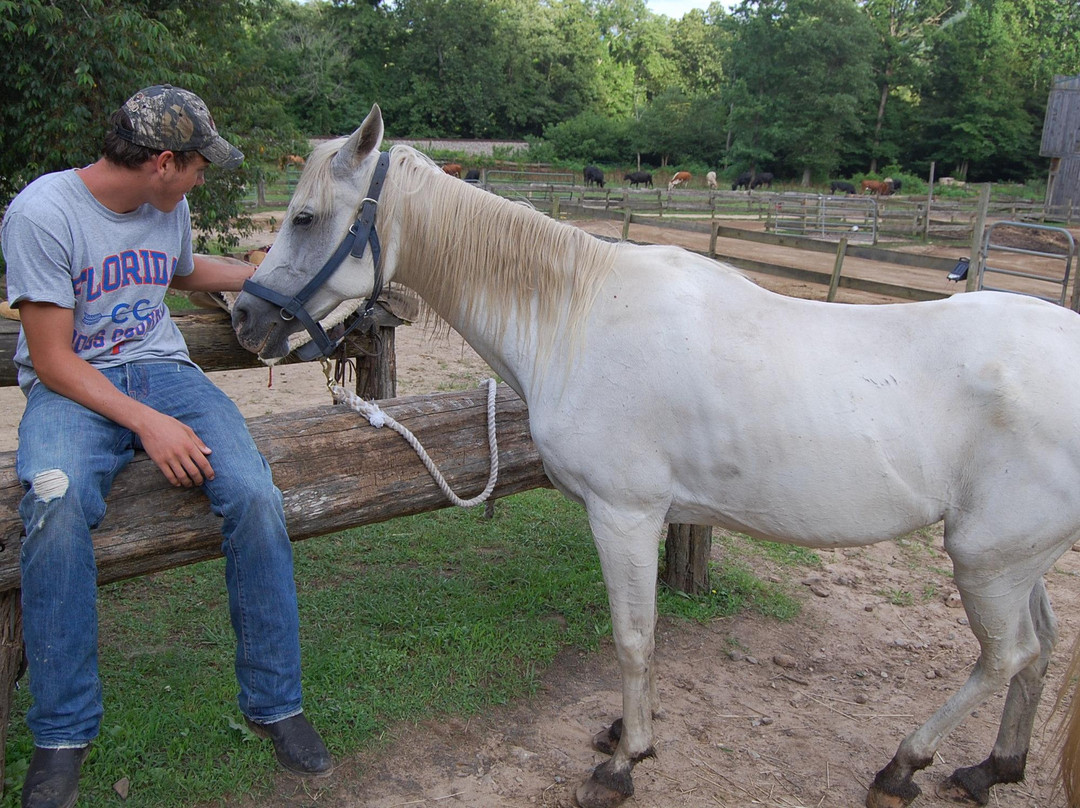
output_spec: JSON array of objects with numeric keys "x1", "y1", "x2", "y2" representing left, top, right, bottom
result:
[{"x1": 230, "y1": 299, "x2": 249, "y2": 332}]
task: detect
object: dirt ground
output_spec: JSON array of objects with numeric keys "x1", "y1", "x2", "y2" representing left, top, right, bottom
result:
[{"x1": 8, "y1": 214, "x2": 1080, "y2": 808}]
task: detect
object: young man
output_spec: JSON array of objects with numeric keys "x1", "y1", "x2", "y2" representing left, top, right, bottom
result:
[{"x1": 1, "y1": 84, "x2": 331, "y2": 808}]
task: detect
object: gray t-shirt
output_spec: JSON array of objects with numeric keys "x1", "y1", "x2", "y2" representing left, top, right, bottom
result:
[{"x1": 2, "y1": 168, "x2": 196, "y2": 394}]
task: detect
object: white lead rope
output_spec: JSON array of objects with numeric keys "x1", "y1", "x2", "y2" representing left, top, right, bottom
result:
[{"x1": 330, "y1": 378, "x2": 500, "y2": 508}]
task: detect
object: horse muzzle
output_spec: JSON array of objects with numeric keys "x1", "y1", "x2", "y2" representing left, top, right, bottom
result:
[{"x1": 231, "y1": 290, "x2": 298, "y2": 360}]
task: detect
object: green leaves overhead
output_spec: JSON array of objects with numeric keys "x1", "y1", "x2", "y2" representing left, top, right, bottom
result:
[{"x1": 2, "y1": 0, "x2": 1075, "y2": 220}]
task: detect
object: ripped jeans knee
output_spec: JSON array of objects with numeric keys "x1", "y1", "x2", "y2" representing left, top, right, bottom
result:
[{"x1": 30, "y1": 468, "x2": 70, "y2": 502}]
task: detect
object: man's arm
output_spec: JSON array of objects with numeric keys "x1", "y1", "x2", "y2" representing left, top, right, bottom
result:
[
  {"x1": 169, "y1": 254, "x2": 256, "y2": 293},
  {"x1": 18, "y1": 301, "x2": 215, "y2": 488}
]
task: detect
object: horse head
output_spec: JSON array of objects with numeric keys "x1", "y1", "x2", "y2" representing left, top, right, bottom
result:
[{"x1": 232, "y1": 104, "x2": 390, "y2": 362}]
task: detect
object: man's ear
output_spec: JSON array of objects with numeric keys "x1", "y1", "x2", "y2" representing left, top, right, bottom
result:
[{"x1": 153, "y1": 151, "x2": 176, "y2": 173}]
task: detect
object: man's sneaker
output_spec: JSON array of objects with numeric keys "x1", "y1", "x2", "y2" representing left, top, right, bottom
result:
[{"x1": 245, "y1": 712, "x2": 332, "y2": 776}]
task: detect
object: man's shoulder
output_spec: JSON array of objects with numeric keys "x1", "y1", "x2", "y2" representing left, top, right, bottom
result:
[{"x1": 5, "y1": 170, "x2": 79, "y2": 221}]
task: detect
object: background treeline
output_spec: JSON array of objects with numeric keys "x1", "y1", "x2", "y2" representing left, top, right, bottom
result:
[{"x1": 2, "y1": 0, "x2": 1079, "y2": 244}]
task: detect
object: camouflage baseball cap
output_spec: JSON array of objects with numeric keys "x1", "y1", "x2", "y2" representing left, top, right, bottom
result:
[{"x1": 115, "y1": 84, "x2": 244, "y2": 170}]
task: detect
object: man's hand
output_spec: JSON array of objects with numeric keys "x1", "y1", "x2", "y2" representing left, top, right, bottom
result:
[{"x1": 136, "y1": 410, "x2": 215, "y2": 487}]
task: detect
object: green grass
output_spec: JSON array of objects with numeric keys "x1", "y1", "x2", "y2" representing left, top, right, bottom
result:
[{"x1": 1, "y1": 491, "x2": 807, "y2": 807}]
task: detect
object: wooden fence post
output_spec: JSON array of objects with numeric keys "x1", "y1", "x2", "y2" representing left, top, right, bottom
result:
[
  {"x1": 827, "y1": 237, "x2": 849, "y2": 302},
  {"x1": 965, "y1": 184, "x2": 992, "y2": 294},
  {"x1": 0, "y1": 590, "x2": 21, "y2": 795},
  {"x1": 663, "y1": 524, "x2": 712, "y2": 594}
]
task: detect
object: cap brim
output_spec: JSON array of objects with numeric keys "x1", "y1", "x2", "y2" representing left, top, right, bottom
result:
[{"x1": 199, "y1": 135, "x2": 244, "y2": 170}]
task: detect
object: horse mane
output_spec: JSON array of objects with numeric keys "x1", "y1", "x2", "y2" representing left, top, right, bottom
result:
[{"x1": 381, "y1": 146, "x2": 620, "y2": 360}]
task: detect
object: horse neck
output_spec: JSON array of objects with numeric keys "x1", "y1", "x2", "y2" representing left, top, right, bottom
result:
[{"x1": 383, "y1": 158, "x2": 618, "y2": 396}]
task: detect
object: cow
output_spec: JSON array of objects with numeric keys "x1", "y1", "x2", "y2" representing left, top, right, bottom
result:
[
  {"x1": 830, "y1": 180, "x2": 857, "y2": 195},
  {"x1": 887, "y1": 177, "x2": 903, "y2": 193},
  {"x1": 625, "y1": 171, "x2": 653, "y2": 188},
  {"x1": 464, "y1": 168, "x2": 481, "y2": 183},
  {"x1": 861, "y1": 178, "x2": 893, "y2": 195},
  {"x1": 732, "y1": 171, "x2": 753, "y2": 191},
  {"x1": 668, "y1": 171, "x2": 691, "y2": 190},
  {"x1": 278, "y1": 154, "x2": 305, "y2": 170},
  {"x1": 442, "y1": 163, "x2": 462, "y2": 178},
  {"x1": 584, "y1": 166, "x2": 605, "y2": 188},
  {"x1": 750, "y1": 172, "x2": 774, "y2": 190},
  {"x1": 706, "y1": 171, "x2": 717, "y2": 190}
]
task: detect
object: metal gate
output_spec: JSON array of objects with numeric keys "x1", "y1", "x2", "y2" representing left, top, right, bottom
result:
[
  {"x1": 771, "y1": 194, "x2": 878, "y2": 243},
  {"x1": 976, "y1": 221, "x2": 1077, "y2": 310}
]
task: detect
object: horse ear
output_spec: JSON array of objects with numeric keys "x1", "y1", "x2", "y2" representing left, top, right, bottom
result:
[{"x1": 332, "y1": 104, "x2": 384, "y2": 175}]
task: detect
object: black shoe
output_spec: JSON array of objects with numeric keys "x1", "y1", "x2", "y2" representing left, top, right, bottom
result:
[
  {"x1": 21, "y1": 745, "x2": 88, "y2": 808},
  {"x1": 245, "y1": 713, "x2": 332, "y2": 776}
]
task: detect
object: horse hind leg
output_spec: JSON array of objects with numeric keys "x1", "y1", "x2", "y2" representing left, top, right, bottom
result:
[
  {"x1": 867, "y1": 570, "x2": 1045, "y2": 808},
  {"x1": 936, "y1": 579, "x2": 1057, "y2": 805}
]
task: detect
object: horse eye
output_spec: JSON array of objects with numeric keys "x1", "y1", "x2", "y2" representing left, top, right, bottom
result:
[{"x1": 292, "y1": 212, "x2": 314, "y2": 227}]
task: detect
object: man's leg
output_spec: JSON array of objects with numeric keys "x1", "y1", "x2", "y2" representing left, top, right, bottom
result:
[
  {"x1": 137, "y1": 363, "x2": 330, "y2": 775},
  {"x1": 16, "y1": 372, "x2": 134, "y2": 806}
]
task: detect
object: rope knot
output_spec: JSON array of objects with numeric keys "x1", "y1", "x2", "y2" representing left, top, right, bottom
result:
[{"x1": 332, "y1": 379, "x2": 500, "y2": 508}]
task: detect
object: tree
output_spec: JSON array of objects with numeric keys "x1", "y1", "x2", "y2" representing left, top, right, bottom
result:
[
  {"x1": 0, "y1": 0, "x2": 190, "y2": 204},
  {"x1": 773, "y1": 0, "x2": 878, "y2": 183},
  {"x1": 859, "y1": 0, "x2": 957, "y2": 174},
  {"x1": 722, "y1": 0, "x2": 876, "y2": 183},
  {"x1": 0, "y1": 0, "x2": 304, "y2": 250},
  {"x1": 916, "y1": 0, "x2": 1039, "y2": 181}
]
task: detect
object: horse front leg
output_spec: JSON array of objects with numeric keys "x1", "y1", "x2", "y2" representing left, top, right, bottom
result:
[{"x1": 575, "y1": 511, "x2": 665, "y2": 808}]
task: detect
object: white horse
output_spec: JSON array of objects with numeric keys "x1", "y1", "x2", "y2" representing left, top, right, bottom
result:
[{"x1": 231, "y1": 104, "x2": 1080, "y2": 808}]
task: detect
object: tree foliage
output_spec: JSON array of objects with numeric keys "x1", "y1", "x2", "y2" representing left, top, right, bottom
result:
[{"x1": 1, "y1": 0, "x2": 1076, "y2": 223}]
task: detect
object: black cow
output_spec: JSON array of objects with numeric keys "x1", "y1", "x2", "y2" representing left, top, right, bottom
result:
[
  {"x1": 888, "y1": 178, "x2": 903, "y2": 193},
  {"x1": 732, "y1": 171, "x2": 753, "y2": 191},
  {"x1": 830, "y1": 180, "x2": 857, "y2": 195},
  {"x1": 750, "y1": 172, "x2": 774, "y2": 190},
  {"x1": 584, "y1": 166, "x2": 605, "y2": 188},
  {"x1": 624, "y1": 171, "x2": 653, "y2": 188},
  {"x1": 464, "y1": 168, "x2": 481, "y2": 183}
]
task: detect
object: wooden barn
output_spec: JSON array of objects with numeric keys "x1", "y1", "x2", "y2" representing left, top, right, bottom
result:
[{"x1": 1041, "y1": 74, "x2": 1080, "y2": 215}]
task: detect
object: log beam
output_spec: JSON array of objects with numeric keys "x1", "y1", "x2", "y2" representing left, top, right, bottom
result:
[{"x1": 0, "y1": 385, "x2": 551, "y2": 592}]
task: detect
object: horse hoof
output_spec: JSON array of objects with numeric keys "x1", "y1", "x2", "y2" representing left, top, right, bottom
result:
[
  {"x1": 865, "y1": 785, "x2": 919, "y2": 808},
  {"x1": 935, "y1": 776, "x2": 987, "y2": 806},
  {"x1": 591, "y1": 718, "x2": 622, "y2": 755},
  {"x1": 575, "y1": 776, "x2": 631, "y2": 808}
]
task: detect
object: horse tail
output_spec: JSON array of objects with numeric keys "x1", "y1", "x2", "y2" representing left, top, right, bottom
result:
[{"x1": 1053, "y1": 630, "x2": 1080, "y2": 805}]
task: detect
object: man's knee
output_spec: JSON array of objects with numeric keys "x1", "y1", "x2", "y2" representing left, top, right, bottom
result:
[{"x1": 31, "y1": 469, "x2": 69, "y2": 502}]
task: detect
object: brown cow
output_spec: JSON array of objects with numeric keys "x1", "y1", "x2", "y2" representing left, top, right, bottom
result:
[
  {"x1": 667, "y1": 171, "x2": 691, "y2": 190},
  {"x1": 861, "y1": 178, "x2": 893, "y2": 196},
  {"x1": 278, "y1": 154, "x2": 305, "y2": 170},
  {"x1": 442, "y1": 163, "x2": 462, "y2": 178}
]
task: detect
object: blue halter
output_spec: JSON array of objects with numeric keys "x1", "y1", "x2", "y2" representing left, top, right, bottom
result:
[{"x1": 241, "y1": 151, "x2": 391, "y2": 360}]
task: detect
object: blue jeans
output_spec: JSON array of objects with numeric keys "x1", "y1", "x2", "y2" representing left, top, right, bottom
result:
[{"x1": 16, "y1": 361, "x2": 303, "y2": 747}]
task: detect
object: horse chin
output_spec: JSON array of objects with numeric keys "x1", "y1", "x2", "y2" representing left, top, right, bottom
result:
[
  {"x1": 233, "y1": 317, "x2": 294, "y2": 361},
  {"x1": 255, "y1": 328, "x2": 295, "y2": 362}
]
